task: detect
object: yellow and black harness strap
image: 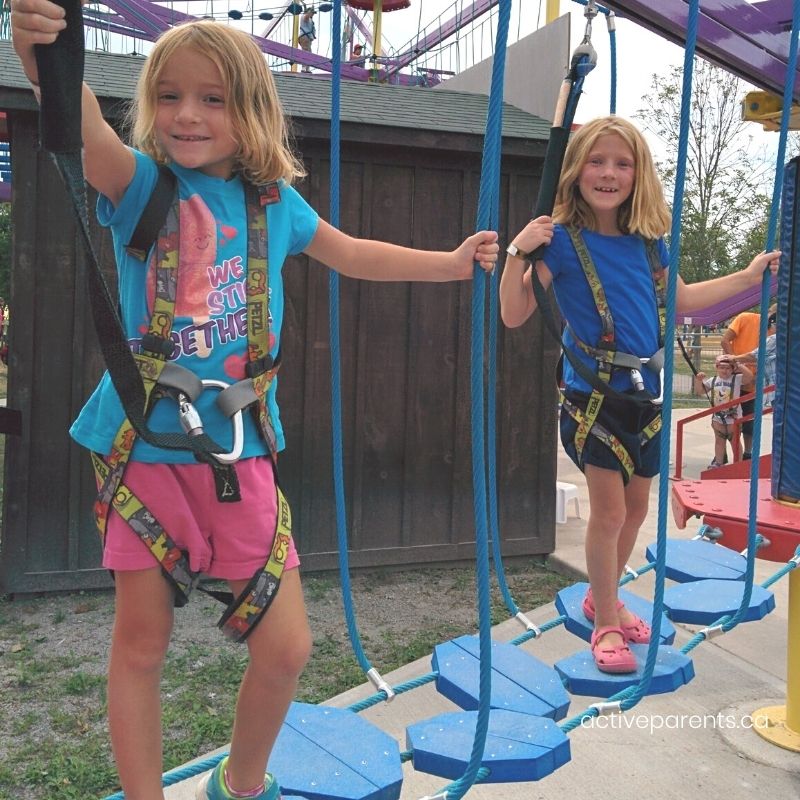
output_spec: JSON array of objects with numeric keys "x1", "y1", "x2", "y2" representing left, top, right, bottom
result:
[
  {"x1": 562, "y1": 394, "x2": 662, "y2": 482},
  {"x1": 92, "y1": 451, "x2": 196, "y2": 604},
  {"x1": 218, "y1": 474, "x2": 293, "y2": 642},
  {"x1": 93, "y1": 197, "x2": 182, "y2": 540}
]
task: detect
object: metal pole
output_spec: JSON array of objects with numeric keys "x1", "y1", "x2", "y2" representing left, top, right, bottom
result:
[
  {"x1": 787, "y1": 567, "x2": 800, "y2": 733},
  {"x1": 753, "y1": 566, "x2": 800, "y2": 751},
  {"x1": 291, "y1": 10, "x2": 300, "y2": 73},
  {"x1": 373, "y1": 0, "x2": 383, "y2": 59}
]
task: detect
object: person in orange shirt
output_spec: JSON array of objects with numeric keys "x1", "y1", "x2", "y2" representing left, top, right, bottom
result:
[{"x1": 720, "y1": 304, "x2": 776, "y2": 457}]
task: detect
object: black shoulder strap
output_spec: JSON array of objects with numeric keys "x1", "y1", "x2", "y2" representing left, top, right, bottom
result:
[{"x1": 125, "y1": 166, "x2": 177, "y2": 261}]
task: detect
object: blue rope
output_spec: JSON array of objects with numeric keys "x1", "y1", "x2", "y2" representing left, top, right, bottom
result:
[
  {"x1": 608, "y1": 19, "x2": 617, "y2": 114},
  {"x1": 432, "y1": 2, "x2": 512, "y2": 797},
  {"x1": 328, "y1": 0, "x2": 373, "y2": 676},
  {"x1": 725, "y1": 0, "x2": 800, "y2": 634}
]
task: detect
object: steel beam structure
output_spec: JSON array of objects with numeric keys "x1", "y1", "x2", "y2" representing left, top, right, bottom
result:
[{"x1": 603, "y1": 0, "x2": 800, "y2": 99}]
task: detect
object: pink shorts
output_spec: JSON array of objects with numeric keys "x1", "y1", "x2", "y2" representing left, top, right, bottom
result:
[{"x1": 103, "y1": 456, "x2": 300, "y2": 580}]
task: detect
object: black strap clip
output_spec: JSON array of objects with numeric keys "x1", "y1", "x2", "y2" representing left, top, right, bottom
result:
[
  {"x1": 141, "y1": 333, "x2": 176, "y2": 358},
  {"x1": 245, "y1": 353, "x2": 275, "y2": 378}
]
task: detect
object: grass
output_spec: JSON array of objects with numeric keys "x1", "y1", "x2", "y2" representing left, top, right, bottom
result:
[{"x1": 0, "y1": 562, "x2": 571, "y2": 800}]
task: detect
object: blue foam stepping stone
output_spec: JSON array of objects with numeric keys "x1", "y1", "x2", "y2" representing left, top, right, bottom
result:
[
  {"x1": 407, "y1": 709, "x2": 570, "y2": 783},
  {"x1": 555, "y1": 581, "x2": 675, "y2": 645},
  {"x1": 645, "y1": 538, "x2": 746, "y2": 582},
  {"x1": 663, "y1": 579, "x2": 775, "y2": 625},
  {"x1": 269, "y1": 702, "x2": 402, "y2": 800},
  {"x1": 433, "y1": 635, "x2": 570, "y2": 720},
  {"x1": 555, "y1": 644, "x2": 694, "y2": 697}
]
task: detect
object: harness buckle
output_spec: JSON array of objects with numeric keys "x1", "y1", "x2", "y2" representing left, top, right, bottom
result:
[
  {"x1": 639, "y1": 358, "x2": 664, "y2": 406},
  {"x1": 634, "y1": 357, "x2": 665, "y2": 405},
  {"x1": 175, "y1": 380, "x2": 244, "y2": 464}
]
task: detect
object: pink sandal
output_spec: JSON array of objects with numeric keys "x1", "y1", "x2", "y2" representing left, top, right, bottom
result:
[
  {"x1": 590, "y1": 626, "x2": 637, "y2": 674},
  {"x1": 583, "y1": 589, "x2": 652, "y2": 644}
]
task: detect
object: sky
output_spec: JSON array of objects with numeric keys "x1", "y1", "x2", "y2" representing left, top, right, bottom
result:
[
  {"x1": 340, "y1": 0, "x2": 782, "y2": 165},
  {"x1": 318, "y1": 0, "x2": 689, "y2": 123}
]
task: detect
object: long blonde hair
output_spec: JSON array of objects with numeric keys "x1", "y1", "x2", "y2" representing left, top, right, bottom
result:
[
  {"x1": 129, "y1": 21, "x2": 305, "y2": 184},
  {"x1": 552, "y1": 116, "x2": 671, "y2": 240}
]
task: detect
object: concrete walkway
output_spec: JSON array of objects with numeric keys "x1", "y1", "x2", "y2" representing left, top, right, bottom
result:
[{"x1": 167, "y1": 409, "x2": 800, "y2": 799}]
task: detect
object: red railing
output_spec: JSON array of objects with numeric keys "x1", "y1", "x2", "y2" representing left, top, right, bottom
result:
[{"x1": 672, "y1": 385, "x2": 775, "y2": 480}]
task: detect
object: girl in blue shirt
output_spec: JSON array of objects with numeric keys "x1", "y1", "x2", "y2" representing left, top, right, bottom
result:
[
  {"x1": 500, "y1": 116, "x2": 778, "y2": 674},
  {"x1": 11, "y1": 10, "x2": 498, "y2": 800}
]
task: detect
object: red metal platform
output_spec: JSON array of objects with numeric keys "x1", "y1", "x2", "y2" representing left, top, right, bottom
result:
[{"x1": 672, "y1": 478, "x2": 800, "y2": 563}]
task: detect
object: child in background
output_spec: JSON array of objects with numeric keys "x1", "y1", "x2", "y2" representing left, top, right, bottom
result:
[
  {"x1": 500, "y1": 116, "x2": 778, "y2": 674},
  {"x1": 695, "y1": 354, "x2": 753, "y2": 469},
  {"x1": 10, "y1": 8, "x2": 498, "y2": 800}
]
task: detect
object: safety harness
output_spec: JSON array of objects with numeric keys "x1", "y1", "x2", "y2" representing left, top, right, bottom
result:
[
  {"x1": 707, "y1": 371, "x2": 744, "y2": 442},
  {"x1": 91, "y1": 167, "x2": 293, "y2": 643},
  {"x1": 557, "y1": 227, "x2": 667, "y2": 481}
]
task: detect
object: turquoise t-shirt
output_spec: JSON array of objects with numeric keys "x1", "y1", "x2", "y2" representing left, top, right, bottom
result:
[
  {"x1": 543, "y1": 225, "x2": 669, "y2": 396},
  {"x1": 70, "y1": 150, "x2": 319, "y2": 462}
]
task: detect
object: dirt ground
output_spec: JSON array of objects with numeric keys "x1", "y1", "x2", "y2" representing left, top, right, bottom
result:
[{"x1": 0, "y1": 558, "x2": 570, "y2": 800}]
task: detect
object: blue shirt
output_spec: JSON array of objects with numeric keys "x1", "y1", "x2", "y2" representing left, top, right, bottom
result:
[
  {"x1": 70, "y1": 150, "x2": 319, "y2": 462},
  {"x1": 543, "y1": 225, "x2": 669, "y2": 395}
]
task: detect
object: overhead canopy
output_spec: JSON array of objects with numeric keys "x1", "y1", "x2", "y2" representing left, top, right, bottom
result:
[{"x1": 603, "y1": 0, "x2": 800, "y2": 99}]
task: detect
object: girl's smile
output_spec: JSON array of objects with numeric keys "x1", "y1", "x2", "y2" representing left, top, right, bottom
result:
[{"x1": 154, "y1": 47, "x2": 239, "y2": 179}]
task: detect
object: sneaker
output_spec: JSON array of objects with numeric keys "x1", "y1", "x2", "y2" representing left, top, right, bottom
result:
[
  {"x1": 196, "y1": 757, "x2": 281, "y2": 800},
  {"x1": 707, "y1": 460, "x2": 722, "y2": 469}
]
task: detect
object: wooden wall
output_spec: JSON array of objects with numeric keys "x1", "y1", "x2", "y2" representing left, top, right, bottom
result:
[{"x1": 0, "y1": 109, "x2": 559, "y2": 594}]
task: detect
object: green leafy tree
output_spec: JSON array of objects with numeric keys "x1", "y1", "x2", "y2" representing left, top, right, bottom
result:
[{"x1": 637, "y1": 59, "x2": 775, "y2": 285}]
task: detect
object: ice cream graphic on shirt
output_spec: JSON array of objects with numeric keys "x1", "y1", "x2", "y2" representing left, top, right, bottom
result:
[{"x1": 143, "y1": 194, "x2": 275, "y2": 375}]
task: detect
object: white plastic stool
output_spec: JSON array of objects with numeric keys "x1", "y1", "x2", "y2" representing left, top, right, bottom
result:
[{"x1": 555, "y1": 481, "x2": 580, "y2": 524}]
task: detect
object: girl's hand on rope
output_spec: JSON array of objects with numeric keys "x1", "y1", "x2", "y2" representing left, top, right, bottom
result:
[
  {"x1": 510, "y1": 215, "x2": 555, "y2": 257},
  {"x1": 742, "y1": 249, "x2": 781, "y2": 284},
  {"x1": 457, "y1": 230, "x2": 500, "y2": 276},
  {"x1": 10, "y1": 0, "x2": 68, "y2": 46},
  {"x1": 10, "y1": 0, "x2": 68, "y2": 83}
]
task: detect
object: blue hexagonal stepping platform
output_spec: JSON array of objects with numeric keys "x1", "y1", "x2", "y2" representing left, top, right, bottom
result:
[
  {"x1": 663, "y1": 579, "x2": 775, "y2": 625},
  {"x1": 433, "y1": 635, "x2": 570, "y2": 720},
  {"x1": 555, "y1": 644, "x2": 694, "y2": 697},
  {"x1": 407, "y1": 709, "x2": 570, "y2": 783},
  {"x1": 645, "y1": 538, "x2": 746, "y2": 582},
  {"x1": 269, "y1": 702, "x2": 402, "y2": 800},
  {"x1": 555, "y1": 581, "x2": 675, "y2": 645}
]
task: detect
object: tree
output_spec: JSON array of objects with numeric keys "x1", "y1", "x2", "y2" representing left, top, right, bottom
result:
[{"x1": 637, "y1": 59, "x2": 775, "y2": 285}]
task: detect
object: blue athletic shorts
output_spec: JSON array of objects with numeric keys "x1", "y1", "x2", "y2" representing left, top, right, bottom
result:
[{"x1": 559, "y1": 390, "x2": 662, "y2": 483}]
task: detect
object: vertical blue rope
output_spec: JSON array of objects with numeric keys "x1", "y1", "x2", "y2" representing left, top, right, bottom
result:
[
  {"x1": 328, "y1": 0, "x2": 373, "y2": 675},
  {"x1": 608, "y1": 22, "x2": 617, "y2": 114},
  {"x1": 437, "y1": 2, "x2": 512, "y2": 797},
  {"x1": 487, "y1": 123, "x2": 519, "y2": 618},
  {"x1": 619, "y1": 0, "x2": 700, "y2": 711},
  {"x1": 724, "y1": 0, "x2": 800, "y2": 632}
]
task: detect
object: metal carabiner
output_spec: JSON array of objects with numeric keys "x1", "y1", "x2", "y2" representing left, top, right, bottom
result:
[
  {"x1": 638, "y1": 357, "x2": 665, "y2": 405},
  {"x1": 176, "y1": 380, "x2": 244, "y2": 464},
  {"x1": 200, "y1": 379, "x2": 245, "y2": 464}
]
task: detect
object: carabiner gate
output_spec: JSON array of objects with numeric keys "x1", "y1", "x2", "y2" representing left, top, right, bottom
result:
[{"x1": 176, "y1": 380, "x2": 244, "y2": 464}]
